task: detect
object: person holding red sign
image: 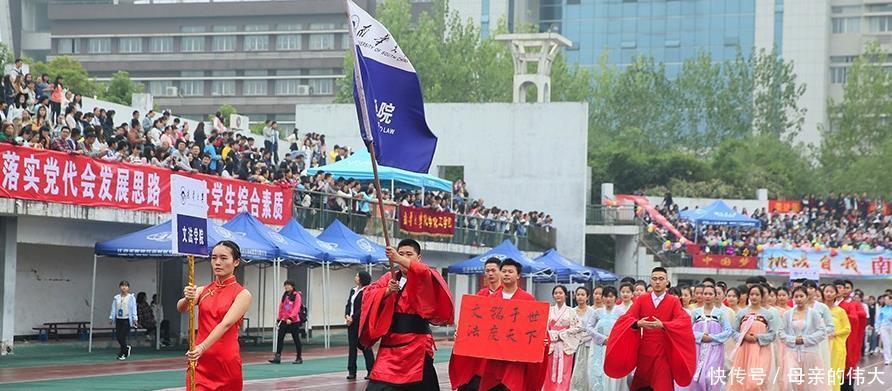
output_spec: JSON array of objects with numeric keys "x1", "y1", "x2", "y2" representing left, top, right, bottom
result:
[
  {"x1": 454, "y1": 258, "x2": 548, "y2": 391},
  {"x1": 360, "y1": 239, "x2": 454, "y2": 391},
  {"x1": 450, "y1": 257, "x2": 501, "y2": 390},
  {"x1": 478, "y1": 257, "x2": 502, "y2": 296},
  {"x1": 604, "y1": 267, "x2": 696, "y2": 391}
]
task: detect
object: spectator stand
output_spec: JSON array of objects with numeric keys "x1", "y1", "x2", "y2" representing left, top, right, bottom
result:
[
  {"x1": 90, "y1": 220, "x2": 277, "y2": 352},
  {"x1": 677, "y1": 200, "x2": 762, "y2": 243}
]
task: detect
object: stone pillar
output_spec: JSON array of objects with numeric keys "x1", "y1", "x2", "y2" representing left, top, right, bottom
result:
[
  {"x1": 0, "y1": 217, "x2": 17, "y2": 355},
  {"x1": 495, "y1": 33, "x2": 571, "y2": 104}
]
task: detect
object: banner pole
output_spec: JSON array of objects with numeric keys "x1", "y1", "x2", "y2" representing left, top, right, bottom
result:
[
  {"x1": 188, "y1": 255, "x2": 196, "y2": 391},
  {"x1": 345, "y1": 0, "x2": 395, "y2": 279}
]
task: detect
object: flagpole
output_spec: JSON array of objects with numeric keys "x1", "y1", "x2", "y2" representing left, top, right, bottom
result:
[
  {"x1": 345, "y1": 0, "x2": 396, "y2": 280},
  {"x1": 187, "y1": 255, "x2": 196, "y2": 391}
]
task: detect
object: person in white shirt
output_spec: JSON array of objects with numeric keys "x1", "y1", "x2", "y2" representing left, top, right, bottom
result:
[{"x1": 109, "y1": 280, "x2": 138, "y2": 360}]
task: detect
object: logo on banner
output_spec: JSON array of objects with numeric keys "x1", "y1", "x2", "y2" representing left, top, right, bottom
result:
[
  {"x1": 147, "y1": 232, "x2": 173, "y2": 242},
  {"x1": 214, "y1": 225, "x2": 234, "y2": 239},
  {"x1": 317, "y1": 240, "x2": 337, "y2": 250},
  {"x1": 357, "y1": 239, "x2": 374, "y2": 253},
  {"x1": 269, "y1": 232, "x2": 287, "y2": 244}
]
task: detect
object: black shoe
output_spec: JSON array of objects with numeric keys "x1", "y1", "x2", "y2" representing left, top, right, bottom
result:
[
  {"x1": 268, "y1": 353, "x2": 281, "y2": 364},
  {"x1": 347, "y1": 374, "x2": 356, "y2": 380},
  {"x1": 364, "y1": 376, "x2": 370, "y2": 380},
  {"x1": 292, "y1": 358, "x2": 303, "y2": 364}
]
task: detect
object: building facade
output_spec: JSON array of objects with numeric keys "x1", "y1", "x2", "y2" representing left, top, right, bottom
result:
[{"x1": 40, "y1": 0, "x2": 375, "y2": 126}]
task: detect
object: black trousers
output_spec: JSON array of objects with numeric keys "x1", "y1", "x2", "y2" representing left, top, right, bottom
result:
[
  {"x1": 114, "y1": 318, "x2": 130, "y2": 357},
  {"x1": 275, "y1": 323, "x2": 302, "y2": 358},
  {"x1": 347, "y1": 325, "x2": 375, "y2": 375},
  {"x1": 456, "y1": 376, "x2": 509, "y2": 391},
  {"x1": 366, "y1": 354, "x2": 437, "y2": 391}
]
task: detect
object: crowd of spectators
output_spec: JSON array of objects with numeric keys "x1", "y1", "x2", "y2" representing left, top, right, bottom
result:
[
  {"x1": 643, "y1": 192, "x2": 892, "y2": 257},
  {"x1": 1, "y1": 59, "x2": 555, "y2": 237}
]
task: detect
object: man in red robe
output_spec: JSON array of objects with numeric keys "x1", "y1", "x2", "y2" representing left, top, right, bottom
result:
[
  {"x1": 835, "y1": 279, "x2": 866, "y2": 391},
  {"x1": 450, "y1": 257, "x2": 502, "y2": 390},
  {"x1": 604, "y1": 267, "x2": 696, "y2": 391},
  {"x1": 450, "y1": 258, "x2": 548, "y2": 391},
  {"x1": 478, "y1": 257, "x2": 502, "y2": 296},
  {"x1": 360, "y1": 239, "x2": 454, "y2": 390}
]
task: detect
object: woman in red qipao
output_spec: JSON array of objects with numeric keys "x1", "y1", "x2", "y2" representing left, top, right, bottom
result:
[{"x1": 179, "y1": 241, "x2": 253, "y2": 391}]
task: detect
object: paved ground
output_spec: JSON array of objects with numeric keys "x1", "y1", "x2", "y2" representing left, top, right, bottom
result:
[{"x1": 1, "y1": 339, "x2": 891, "y2": 390}]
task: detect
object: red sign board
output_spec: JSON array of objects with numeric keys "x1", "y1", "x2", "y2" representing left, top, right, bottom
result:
[
  {"x1": 768, "y1": 199, "x2": 802, "y2": 213},
  {"x1": 0, "y1": 144, "x2": 292, "y2": 225},
  {"x1": 692, "y1": 254, "x2": 758, "y2": 270},
  {"x1": 399, "y1": 206, "x2": 455, "y2": 237},
  {"x1": 453, "y1": 294, "x2": 549, "y2": 363}
]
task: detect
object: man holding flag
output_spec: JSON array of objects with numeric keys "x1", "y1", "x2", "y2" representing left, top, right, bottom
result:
[{"x1": 346, "y1": 1, "x2": 452, "y2": 390}]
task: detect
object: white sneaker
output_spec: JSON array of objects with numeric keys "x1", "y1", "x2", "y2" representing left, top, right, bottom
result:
[
  {"x1": 117, "y1": 356, "x2": 125, "y2": 361},
  {"x1": 126, "y1": 345, "x2": 131, "y2": 357}
]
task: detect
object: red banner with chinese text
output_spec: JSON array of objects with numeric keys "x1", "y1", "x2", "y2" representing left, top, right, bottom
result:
[
  {"x1": 692, "y1": 254, "x2": 758, "y2": 270},
  {"x1": 0, "y1": 143, "x2": 292, "y2": 225},
  {"x1": 398, "y1": 206, "x2": 455, "y2": 237},
  {"x1": 454, "y1": 294, "x2": 549, "y2": 363}
]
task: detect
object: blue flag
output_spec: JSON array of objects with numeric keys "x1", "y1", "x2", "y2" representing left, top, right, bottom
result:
[{"x1": 347, "y1": 1, "x2": 438, "y2": 174}]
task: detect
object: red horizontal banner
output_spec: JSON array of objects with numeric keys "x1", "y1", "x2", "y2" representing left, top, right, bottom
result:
[
  {"x1": 454, "y1": 294, "x2": 549, "y2": 363},
  {"x1": 692, "y1": 254, "x2": 758, "y2": 270},
  {"x1": 399, "y1": 206, "x2": 455, "y2": 237},
  {"x1": 0, "y1": 144, "x2": 292, "y2": 225},
  {"x1": 768, "y1": 199, "x2": 802, "y2": 214}
]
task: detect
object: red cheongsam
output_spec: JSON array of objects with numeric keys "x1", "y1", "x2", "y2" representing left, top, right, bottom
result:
[{"x1": 187, "y1": 276, "x2": 245, "y2": 391}]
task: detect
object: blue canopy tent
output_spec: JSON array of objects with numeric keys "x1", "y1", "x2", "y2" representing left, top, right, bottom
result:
[
  {"x1": 278, "y1": 218, "x2": 364, "y2": 348},
  {"x1": 317, "y1": 219, "x2": 388, "y2": 265},
  {"x1": 678, "y1": 200, "x2": 761, "y2": 228},
  {"x1": 586, "y1": 267, "x2": 619, "y2": 282},
  {"x1": 678, "y1": 200, "x2": 761, "y2": 242},
  {"x1": 90, "y1": 220, "x2": 277, "y2": 352},
  {"x1": 447, "y1": 240, "x2": 551, "y2": 277},
  {"x1": 533, "y1": 249, "x2": 592, "y2": 283},
  {"x1": 223, "y1": 212, "x2": 334, "y2": 351},
  {"x1": 305, "y1": 150, "x2": 451, "y2": 206}
]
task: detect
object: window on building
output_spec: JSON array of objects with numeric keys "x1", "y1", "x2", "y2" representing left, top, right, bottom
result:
[
  {"x1": 180, "y1": 80, "x2": 204, "y2": 96},
  {"x1": 181, "y1": 37, "x2": 204, "y2": 52},
  {"x1": 309, "y1": 23, "x2": 336, "y2": 30},
  {"x1": 88, "y1": 38, "x2": 111, "y2": 54},
  {"x1": 149, "y1": 37, "x2": 173, "y2": 53},
  {"x1": 181, "y1": 26, "x2": 206, "y2": 33},
  {"x1": 869, "y1": 16, "x2": 892, "y2": 32},
  {"x1": 212, "y1": 25, "x2": 237, "y2": 52},
  {"x1": 309, "y1": 34, "x2": 335, "y2": 50},
  {"x1": 867, "y1": 4, "x2": 892, "y2": 12},
  {"x1": 148, "y1": 80, "x2": 174, "y2": 97},
  {"x1": 276, "y1": 35, "x2": 301, "y2": 50},
  {"x1": 211, "y1": 80, "x2": 235, "y2": 96},
  {"x1": 179, "y1": 71, "x2": 203, "y2": 96},
  {"x1": 832, "y1": 5, "x2": 862, "y2": 14},
  {"x1": 119, "y1": 38, "x2": 142, "y2": 53},
  {"x1": 58, "y1": 38, "x2": 80, "y2": 54},
  {"x1": 277, "y1": 23, "x2": 301, "y2": 31},
  {"x1": 309, "y1": 78, "x2": 333, "y2": 95},
  {"x1": 244, "y1": 35, "x2": 269, "y2": 51},
  {"x1": 275, "y1": 80, "x2": 299, "y2": 96},
  {"x1": 243, "y1": 80, "x2": 267, "y2": 96},
  {"x1": 831, "y1": 67, "x2": 848, "y2": 84},
  {"x1": 833, "y1": 17, "x2": 861, "y2": 34}
]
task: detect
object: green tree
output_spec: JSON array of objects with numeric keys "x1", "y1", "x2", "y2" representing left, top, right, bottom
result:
[
  {"x1": 0, "y1": 43, "x2": 13, "y2": 72},
  {"x1": 820, "y1": 43, "x2": 892, "y2": 191},
  {"x1": 101, "y1": 70, "x2": 144, "y2": 106},
  {"x1": 28, "y1": 56, "x2": 100, "y2": 97}
]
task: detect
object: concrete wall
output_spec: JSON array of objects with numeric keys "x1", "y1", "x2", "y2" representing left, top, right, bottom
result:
[{"x1": 294, "y1": 103, "x2": 589, "y2": 263}]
